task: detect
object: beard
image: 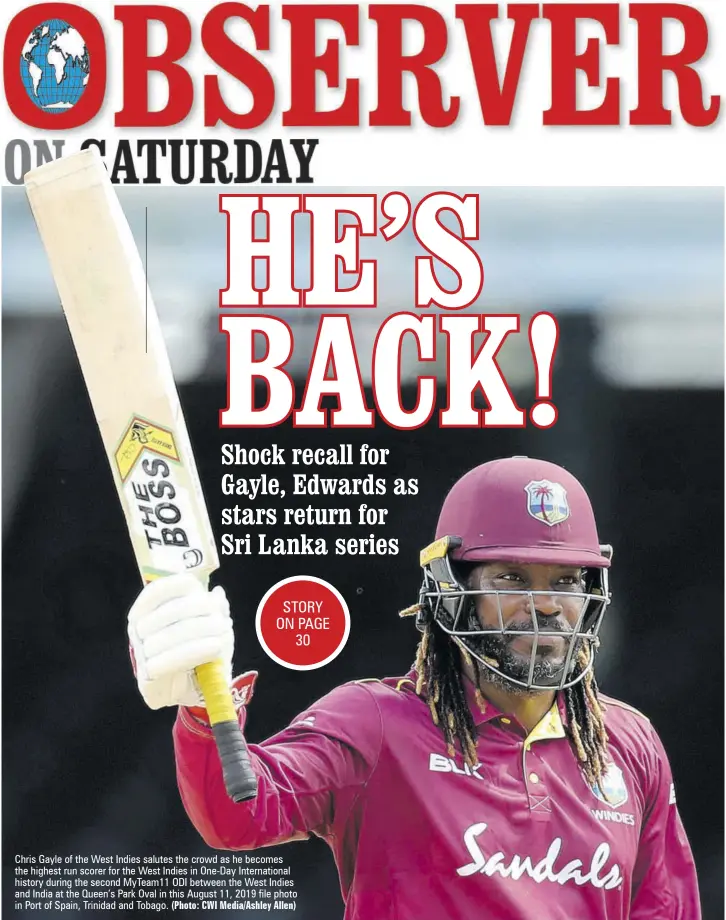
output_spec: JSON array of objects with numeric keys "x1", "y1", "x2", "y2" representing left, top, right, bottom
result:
[{"x1": 465, "y1": 625, "x2": 583, "y2": 694}]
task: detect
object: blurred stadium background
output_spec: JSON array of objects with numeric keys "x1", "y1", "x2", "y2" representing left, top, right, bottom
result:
[{"x1": 3, "y1": 186, "x2": 723, "y2": 917}]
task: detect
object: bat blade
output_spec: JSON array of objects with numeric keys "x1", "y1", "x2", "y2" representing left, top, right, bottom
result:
[
  {"x1": 24, "y1": 150, "x2": 215, "y2": 583},
  {"x1": 24, "y1": 150, "x2": 257, "y2": 803}
]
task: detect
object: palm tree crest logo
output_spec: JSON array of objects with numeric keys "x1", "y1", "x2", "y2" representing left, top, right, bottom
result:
[{"x1": 524, "y1": 479, "x2": 570, "y2": 526}]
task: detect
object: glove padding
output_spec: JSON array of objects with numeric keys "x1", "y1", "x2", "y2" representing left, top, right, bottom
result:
[{"x1": 128, "y1": 574, "x2": 234, "y2": 710}]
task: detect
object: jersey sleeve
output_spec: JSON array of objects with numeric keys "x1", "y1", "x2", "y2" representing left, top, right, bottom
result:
[
  {"x1": 173, "y1": 680, "x2": 383, "y2": 850},
  {"x1": 630, "y1": 723, "x2": 701, "y2": 919}
]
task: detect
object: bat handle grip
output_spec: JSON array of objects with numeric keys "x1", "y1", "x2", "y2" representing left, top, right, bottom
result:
[{"x1": 195, "y1": 660, "x2": 258, "y2": 802}]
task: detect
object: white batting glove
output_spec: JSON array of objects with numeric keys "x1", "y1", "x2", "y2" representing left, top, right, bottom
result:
[{"x1": 128, "y1": 574, "x2": 234, "y2": 710}]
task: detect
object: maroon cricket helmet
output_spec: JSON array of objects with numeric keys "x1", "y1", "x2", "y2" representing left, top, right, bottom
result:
[{"x1": 435, "y1": 457, "x2": 611, "y2": 570}]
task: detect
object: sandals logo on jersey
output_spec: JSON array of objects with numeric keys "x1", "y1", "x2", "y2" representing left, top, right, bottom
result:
[
  {"x1": 456, "y1": 822, "x2": 622, "y2": 890},
  {"x1": 588, "y1": 762, "x2": 629, "y2": 809},
  {"x1": 524, "y1": 480, "x2": 570, "y2": 526}
]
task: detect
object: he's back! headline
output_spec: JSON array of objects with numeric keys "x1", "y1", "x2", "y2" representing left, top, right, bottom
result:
[{"x1": 219, "y1": 192, "x2": 559, "y2": 432}]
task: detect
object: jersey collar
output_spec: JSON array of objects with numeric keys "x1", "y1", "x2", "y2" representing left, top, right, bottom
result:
[
  {"x1": 406, "y1": 668, "x2": 568, "y2": 741},
  {"x1": 462, "y1": 672, "x2": 568, "y2": 741}
]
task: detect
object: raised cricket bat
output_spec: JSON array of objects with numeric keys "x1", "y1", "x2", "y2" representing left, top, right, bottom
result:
[{"x1": 24, "y1": 149, "x2": 257, "y2": 803}]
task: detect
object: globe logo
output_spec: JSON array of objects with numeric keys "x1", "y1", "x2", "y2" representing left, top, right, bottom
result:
[{"x1": 20, "y1": 20, "x2": 90, "y2": 114}]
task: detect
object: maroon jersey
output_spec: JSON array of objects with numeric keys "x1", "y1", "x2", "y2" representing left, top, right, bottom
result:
[{"x1": 174, "y1": 672, "x2": 700, "y2": 919}]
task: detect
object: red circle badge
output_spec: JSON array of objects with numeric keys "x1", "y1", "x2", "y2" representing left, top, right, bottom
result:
[{"x1": 256, "y1": 577, "x2": 350, "y2": 670}]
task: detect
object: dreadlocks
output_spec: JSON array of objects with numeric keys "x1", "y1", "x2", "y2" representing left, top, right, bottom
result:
[
  {"x1": 564, "y1": 644, "x2": 609, "y2": 791},
  {"x1": 412, "y1": 612, "x2": 479, "y2": 766},
  {"x1": 408, "y1": 608, "x2": 610, "y2": 795}
]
